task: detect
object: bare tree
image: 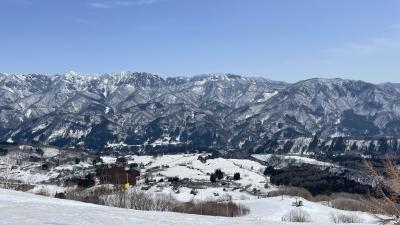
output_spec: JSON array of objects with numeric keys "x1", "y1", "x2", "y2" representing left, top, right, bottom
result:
[
  {"x1": 330, "y1": 212, "x2": 363, "y2": 224},
  {"x1": 364, "y1": 156, "x2": 400, "y2": 225},
  {"x1": 0, "y1": 157, "x2": 13, "y2": 189},
  {"x1": 281, "y1": 208, "x2": 311, "y2": 222}
]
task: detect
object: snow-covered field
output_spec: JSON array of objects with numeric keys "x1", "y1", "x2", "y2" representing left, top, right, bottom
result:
[
  {"x1": 0, "y1": 188, "x2": 378, "y2": 225},
  {"x1": 0, "y1": 152, "x2": 384, "y2": 225},
  {"x1": 0, "y1": 145, "x2": 92, "y2": 184},
  {"x1": 109, "y1": 154, "x2": 270, "y2": 198},
  {"x1": 132, "y1": 155, "x2": 266, "y2": 186},
  {"x1": 252, "y1": 154, "x2": 335, "y2": 167}
]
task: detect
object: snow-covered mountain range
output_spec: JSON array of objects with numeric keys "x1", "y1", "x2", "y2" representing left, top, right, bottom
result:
[{"x1": 1, "y1": 71, "x2": 400, "y2": 155}]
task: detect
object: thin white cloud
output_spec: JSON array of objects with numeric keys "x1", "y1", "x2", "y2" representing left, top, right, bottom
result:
[
  {"x1": 130, "y1": 0, "x2": 166, "y2": 5},
  {"x1": 326, "y1": 33, "x2": 400, "y2": 57},
  {"x1": 87, "y1": 2, "x2": 113, "y2": 9},
  {"x1": 87, "y1": 0, "x2": 165, "y2": 9},
  {"x1": 88, "y1": 2, "x2": 114, "y2": 8}
]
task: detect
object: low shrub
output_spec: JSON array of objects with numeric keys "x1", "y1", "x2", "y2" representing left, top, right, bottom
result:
[
  {"x1": 65, "y1": 186, "x2": 113, "y2": 205},
  {"x1": 268, "y1": 187, "x2": 313, "y2": 201},
  {"x1": 330, "y1": 212, "x2": 363, "y2": 223},
  {"x1": 313, "y1": 192, "x2": 363, "y2": 202},
  {"x1": 63, "y1": 186, "x2": 249, "y2": 217},
  {"x1": 173, "y1": 200, "x2": 250, "y2": 217},
  {"x1": 330, "y1": 197, "x2": 367, "y2": 212},
  {"x1": 36, "y1": 189, "x2": 51, "y2": 197},
  {"x1": 281, "y1": 208, "x2": 311, "y2": 222},
  {"x1": 15, "y1": 184, "x2": 35, "y2": 192}
]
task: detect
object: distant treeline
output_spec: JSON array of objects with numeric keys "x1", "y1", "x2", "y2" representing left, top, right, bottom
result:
[{"x1": 265, "y1": 165, "x2": 375, "y2": 196}]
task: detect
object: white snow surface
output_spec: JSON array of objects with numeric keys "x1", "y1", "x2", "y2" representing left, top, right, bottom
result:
[
  {"x1": 252, "y1": 154, "x2": 335, "y2": 167},
  {"x1": 124, "y1": 154, "x2": 267, "y2": 190},
  {"x1": 41, "y1": 147, "x2": 60, "y2": 158},
  {"x1": 0, "y1": 188, "x2": 378, "y2": 225}
]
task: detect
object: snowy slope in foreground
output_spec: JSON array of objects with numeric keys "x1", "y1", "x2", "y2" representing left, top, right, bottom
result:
[{"x1": 0, "y1": 189, "x2": 377, "y2": 225}]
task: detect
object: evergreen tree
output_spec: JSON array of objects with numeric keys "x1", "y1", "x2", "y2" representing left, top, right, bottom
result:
[
  {"x1": 210, "y1": 173, "x2": 217, "y2": 183},
  {"x1": 215, "y1": 169, "x2": 224, "y2": 180},
  {"x1": 378, "y1": 138, "x2": 389, "y2": 152},
  {"x1": 264, "y1": 166, "x2": 276, "y2": 176}
]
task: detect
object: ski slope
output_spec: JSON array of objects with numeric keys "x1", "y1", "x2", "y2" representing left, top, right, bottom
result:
[{"x1": 0, "y1": 189, "x2": 378, "y2": 225}]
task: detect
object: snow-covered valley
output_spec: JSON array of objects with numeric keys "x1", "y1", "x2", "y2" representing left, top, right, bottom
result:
[
  {"x1": 0, "y1": 146, "x2": 387, "y2": 225},
  {"x1": 0, "y1": 188, "x2": 378, "y2": 225}
]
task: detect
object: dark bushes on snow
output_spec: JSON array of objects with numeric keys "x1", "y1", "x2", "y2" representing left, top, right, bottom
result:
[
  {"x1": 55, "y1": 192, "x2": 66, "y2": 199},
  {"x1": 263, "y1": 166, "x2": 277, "y2": 176},
  {"x1": 168, "y1": 177, "x2": 179, "y2": 182},
  {"x1": 72, "y1": 174, "x2": 96, "y2": 188},
  {"x1": 41, "y1": 163, "x2": 49, "y2": 171},
  {"x1": 0, "y1": 147, "x2": 8, "y2": 156}
]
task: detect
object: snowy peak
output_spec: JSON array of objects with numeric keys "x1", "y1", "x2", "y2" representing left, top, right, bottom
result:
[
  {"x1": 257, "y1": 78, "x2": 400, "y2": 138},
  {"x1": 1, "y1": 72, "x2": 400, "y2": 155},
  {"x1": 64, "y1": 70, "x2": 81, "y2": 77},
  {"x1": 191, "y1": 73, "x2": 243, "y2": 81}
]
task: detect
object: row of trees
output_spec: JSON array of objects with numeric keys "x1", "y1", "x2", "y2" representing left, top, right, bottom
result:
[{"x1": 63, "y1": 186, "x2": 249, "y2": 217}]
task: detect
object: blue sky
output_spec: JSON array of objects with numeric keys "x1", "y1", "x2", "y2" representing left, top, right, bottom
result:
[{"x1": 1, "y1": 0, "x2": 400, "y2": 83}]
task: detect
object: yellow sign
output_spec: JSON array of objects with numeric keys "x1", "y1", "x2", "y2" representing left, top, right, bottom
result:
[
  {"x1": 123, "y1": 173, "x2": 130, "y2": 190},
  {"x1": 123, "y1": 183, "x2": 129, "y2": 190}
]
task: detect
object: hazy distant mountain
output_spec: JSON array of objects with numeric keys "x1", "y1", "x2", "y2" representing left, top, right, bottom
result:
[
  {"x1": 380, "y1": 82, "x2": 400, "y2": 92},
  {"x1": 1, "y1": 71, "x2": 400, "y2": 156}
]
